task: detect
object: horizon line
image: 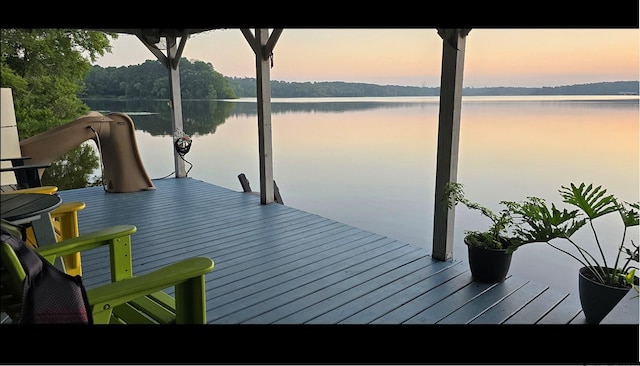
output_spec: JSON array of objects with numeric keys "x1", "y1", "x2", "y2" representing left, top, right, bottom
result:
[{"x1": 223, "y1": 77, "x2": 639, "y2": 90}]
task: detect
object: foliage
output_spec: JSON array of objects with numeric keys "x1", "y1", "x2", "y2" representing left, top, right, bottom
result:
[
  {"x1": 444, "y1": 182, "x2": 524, "y2": 252},
  {"x1": 227, "y1": 77, "x2": 440, "y2": 98},
  {"x1": 506, "y1": 183, "x2": 639, "y2": 288},
  {"x1": 1, "y1": 29, "x2": 117, "y2": 138},
  {"x1": 82, "y1": 59, "x2": 237, "y2": 100},
  {"x1": 1, "y1": 29, "x2": 117, "y2": 189},
  {"x1": 224, "y1": 78, "x2": 638, "y2": 98}
]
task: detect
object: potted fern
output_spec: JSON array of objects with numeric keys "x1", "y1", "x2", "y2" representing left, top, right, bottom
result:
[
  {"x1": 504, "y1": 183, "x2": 639, "y2": 324},
  {"x1": 444, "y1": 182, "x2": 526, "y2": 283}
]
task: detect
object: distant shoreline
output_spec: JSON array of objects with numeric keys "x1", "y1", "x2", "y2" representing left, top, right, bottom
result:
[{"x1": 226, "y1": 79, "x2": 640, "y2": 98}]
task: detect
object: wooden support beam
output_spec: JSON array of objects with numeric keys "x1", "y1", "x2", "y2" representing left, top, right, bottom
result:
[
  {"x1": 135, "y1": 31, "x2": 169, "y2": 68},
  {"x1": 432, "y1": 29, "x2": 470, "y2": 261},
  {"x1": 240, "y1": 28, "x2": 283, "y2": 205},
  {"x1": 166, "y1": 36, "x2": 186, "y2": 178},
  {"x1": 134, "y1": 32, "x2": 188, "y2": 178}
]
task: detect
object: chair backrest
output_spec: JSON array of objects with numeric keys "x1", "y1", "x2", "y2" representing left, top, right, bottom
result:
[
  {"x1": 1, "y1": 88, "x2": 20, "y2": 187},
  {"x1": 1, "y1": 88, "x2": 53, "y2": 191},
  {"x1": 1, "y1": 219, "x2": 91, "y2": 323}
]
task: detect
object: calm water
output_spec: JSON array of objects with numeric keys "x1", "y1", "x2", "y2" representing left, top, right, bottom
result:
[{"x1": 84, "y1": 95, "x2": 640, "y2": 294}]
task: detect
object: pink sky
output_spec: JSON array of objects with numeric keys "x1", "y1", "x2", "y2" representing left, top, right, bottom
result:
[{"x1": 94, "y1": 28, "x2": 639, "y2": 88}]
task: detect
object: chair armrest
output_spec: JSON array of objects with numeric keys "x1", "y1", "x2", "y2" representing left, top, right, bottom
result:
[
  {"x1": 50, "y1": 201, "x2": 86, "y2": 217},
  {"x1": 0, "y1": 157, "x2": 33, "y2": 165},
  {"x1": 0, "y1": 163, "x2": 51, "y2": 189},
  {"x1": 35, "y1": 225, "x2": 137, "y2": 259},
  {"x1": 0, "y1": 164, "x2": 51, "y2": 172},
  {"x1": 86, "y1": 257, "x2": 214, "y2": 308}
]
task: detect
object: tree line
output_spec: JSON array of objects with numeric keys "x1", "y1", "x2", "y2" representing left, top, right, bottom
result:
[
  {"x1": 84, "y1": 62, "x2": 639, "y2": 99},
  {"x1": 227, "y1": 78, "x2": 639, "y2": 97},
  {"x1": 83, "y1": 59, "x2": 237, "y2": 100},
  {"x1": 84, "y1": 63, "x2": 433, "y2": 100},
  {"x1": 218, "y1": 79, "x2": 640, "y2": 97}
]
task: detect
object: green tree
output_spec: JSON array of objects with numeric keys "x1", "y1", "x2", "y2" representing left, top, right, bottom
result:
[
  {"x1": 1, "y1": 29, "x2": 117, "y2": 189},
  {"x1": 83, "y1": 58, "x2": 238, "y2": 100}
]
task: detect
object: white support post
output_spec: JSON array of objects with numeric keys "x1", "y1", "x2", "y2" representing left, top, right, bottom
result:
[
  {"x1": 254, "y1": 28, "x2": 275, "y2": 205},
  {"x1": 432, "y1": 29, "x2": 470, "y2": 261},
  {"x1": 167, "y1": 36, "x2": 186, "y2": 178}
]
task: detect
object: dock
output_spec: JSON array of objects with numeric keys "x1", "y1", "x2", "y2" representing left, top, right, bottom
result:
[
  {"x1": 30, "y1": 177, "x2": 640, "y2": 363},
  {"x1": 55, "y1": 177, "x2": 592, "y2": 324}
]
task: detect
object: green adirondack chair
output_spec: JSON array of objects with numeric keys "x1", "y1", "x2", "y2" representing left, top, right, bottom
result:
[{"x1": 1, "y1": 221, "x2": 214, "y2": 324}]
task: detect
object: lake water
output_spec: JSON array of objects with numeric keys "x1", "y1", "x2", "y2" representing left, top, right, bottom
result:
[{"x1": 84, "y1": 95, "x2": 639, "y2": 294}]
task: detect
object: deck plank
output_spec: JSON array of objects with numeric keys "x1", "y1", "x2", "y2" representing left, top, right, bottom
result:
[
  {"x1": 437, "y1": 276, "x2": 529, "y2": 324},
  {"x1": 216, "y1": 244, "x2": 423, "y2": 323},
  {"x1": 470, "y1": 280, "x2": 548, "y2": 324},
  {"x1": 308, "y1": 258, "x2": 458, "y2": 324},
  {"x1": 539, "y1": 292, "x2": 585, "y2": 324},
  {"x1": 403, "y1": 276, "x2": 497, "y2": 324},
  {"x1": 340, "y1": 260, "x2": 468, "y2": 324},
  {"x1": 503, "y1": 287, "x2": 571, "y2": 324},
  {"x1": 208, "y1": 235, "x2": 401, "y2": 321},
  {"x1": 279, "y1": 254, "x2": 452, "y2": 324}
]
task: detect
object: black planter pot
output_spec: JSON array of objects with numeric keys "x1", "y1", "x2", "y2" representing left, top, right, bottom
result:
[
  {"x1": 578, "y1": 266, "x2": 632, "y2": 324},
  {"x1": 466, "y1": 241, "x2": 513, "y2": 283}
]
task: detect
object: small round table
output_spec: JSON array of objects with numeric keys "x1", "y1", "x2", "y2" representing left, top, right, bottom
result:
[{"x1": 1, "y1": 193, "x2": 62, "y2": 245}]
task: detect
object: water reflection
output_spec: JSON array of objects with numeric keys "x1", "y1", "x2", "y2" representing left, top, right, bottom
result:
[
  {"x1": 83, "y1": 99, "x2": 236, "y2": 136},
  {"x1": 84, "y1": 96, "x2": 639, "y2": 137},
  {"x1": 84, "y1": 98, "x2": 441, "y2": 134}
]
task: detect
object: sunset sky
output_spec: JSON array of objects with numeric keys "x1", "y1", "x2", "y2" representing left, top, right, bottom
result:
[{"x1": 94, "y1": 28, "x2": 639, "y2": 88}]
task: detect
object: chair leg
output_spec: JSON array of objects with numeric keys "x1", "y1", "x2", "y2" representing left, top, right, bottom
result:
[
  {"x1": 174, "y1": 275, "x2": 208, "y2": 324},
  {"x1": 55, "y1": 210, "x2": 82, "y2": 276},
  {"x1": 24, "y1": 203, "x2": 85, "y2": 276},
  {"x1": 92, "y1": 307, "x2": 114, "y2": 324}
]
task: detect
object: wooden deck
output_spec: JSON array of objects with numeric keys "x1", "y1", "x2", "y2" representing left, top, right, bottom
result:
[
  {"x1": 5, "y1": 177, "x2": 639, "y2": 364},
  {"x1": 56, "y1": 177, "x2": 595, "y2": 325}
]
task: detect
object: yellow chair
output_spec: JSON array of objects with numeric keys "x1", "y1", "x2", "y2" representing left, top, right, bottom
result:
[
  {"x1": 1, "y1": 188, "x2": 86, "y2": 276},
  {"x1": 42, "y1": 200, "x2": 86, "y2": 276}
]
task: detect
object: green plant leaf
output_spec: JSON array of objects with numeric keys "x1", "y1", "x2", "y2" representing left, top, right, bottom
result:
[
  {"x1": 506, "y1": 197, "x2": 586, "y2": 243},
  {"x1": 624, "y1": 269, "x2": 636, "y2": 284},
  {"x1": 623, "y1": 240, "x2": 639, "y2": 263},
  {"x1": 618, "y1": 201, "x2": 639, "y2": 228},
  {"x1": 559, "y1": 183, "x2": 619, "y2": 220},
  {"x1": 443, "y1": 182, "x2": 464, "y2": 209}
]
